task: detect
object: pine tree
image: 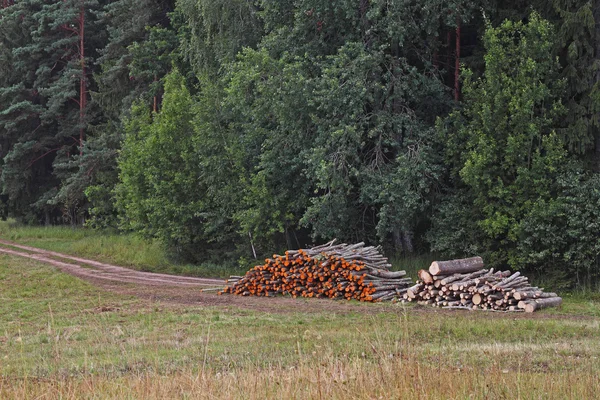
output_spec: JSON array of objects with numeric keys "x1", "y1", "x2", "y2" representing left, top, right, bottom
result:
[
  {"x1": 0, "y1": 0, "x2": 102, "y2": 223},
  {"x1": 548, "y1": 0, "x2": 600, "y2": 157}
]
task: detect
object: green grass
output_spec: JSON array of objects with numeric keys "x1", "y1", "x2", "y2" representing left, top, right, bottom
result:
[
  {"x1": 1, "y1": 254, "x2": 600, "y2": 398},
  {"x1": 389, "y1": 253, "x2": 436, "y2": 277}
]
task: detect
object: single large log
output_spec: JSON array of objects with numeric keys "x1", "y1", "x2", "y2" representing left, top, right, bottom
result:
[
  {"x1": 521, "y1": 297, "x2": 563, "y2": 313},
  {"x1": 364, "y1": 269, "x2": 407, "y2": 279},
  {"x1": 429, "y1": 257, "x2": 484, "y2": 276},
  {"x1": 513, "y1": 290, "x2": 553, "y2": 300},
  {"x1": 365, "y1": 278, "x2": 412, "y2": 286},
  {"x1": 417, "y1": 269, "x2": 434, "y2": 284}
]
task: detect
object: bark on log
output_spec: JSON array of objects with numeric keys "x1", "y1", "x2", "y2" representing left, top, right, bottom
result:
[
  {"x1": 442, "y1": 269, "x2": 491, "y2": 286},
  {"x1": 429, "y1": 257, "x2": 484, "y2": 276},
  {"x1": 514, "y1": 290, "x2": 556, "y2": 300},
  {"x1": 364, "y1": 269, "x2": 407, "y2": 279},
  {"x1": 406, "y1": 283, "x2": 422, "y2": 299},
  {"x1": 522, "y1": 297, "x2": 563, "y2": 313},
  {"x1": 418, "y1": 269, "x2": 434, "y2": 284}
]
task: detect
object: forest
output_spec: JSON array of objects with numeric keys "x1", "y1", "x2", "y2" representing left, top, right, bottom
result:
[{"x1": 1, "y1": 0, "x2": 600, "y2": 288}]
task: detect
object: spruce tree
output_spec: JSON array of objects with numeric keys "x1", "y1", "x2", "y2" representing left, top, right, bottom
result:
[{"x1": 0, "y1": 0, "x2": 112, "y2": 223}]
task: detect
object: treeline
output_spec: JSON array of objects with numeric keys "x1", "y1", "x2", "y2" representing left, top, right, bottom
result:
[{"x1": 1, "y1": 1, "x2": 600, "y2": 286}]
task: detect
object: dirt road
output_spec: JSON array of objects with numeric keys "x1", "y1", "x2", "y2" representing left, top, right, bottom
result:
[
  {"x1": 0, "y1": 238, "x2": 225, "y2": 288},
  {"x1": 0, "y1": 238, "x2": 389, "y2": 313}
]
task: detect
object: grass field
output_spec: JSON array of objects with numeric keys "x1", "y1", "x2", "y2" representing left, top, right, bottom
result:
[{"x1": 1, "y1": 253, "x2": 600, "y2": 399}]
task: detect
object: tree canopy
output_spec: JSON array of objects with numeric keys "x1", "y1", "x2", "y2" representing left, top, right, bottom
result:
[{"x1": 2, "y1": 0, "x2": 600, "y2": 286}]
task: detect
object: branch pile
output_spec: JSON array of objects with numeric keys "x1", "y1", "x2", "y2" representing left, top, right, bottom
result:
[
  {"x1": 220, "y1": 240, "x2": 411, "y2": 302},
  {"x1": 403, "y1": 257, "x2": 562, "y2": 312}
]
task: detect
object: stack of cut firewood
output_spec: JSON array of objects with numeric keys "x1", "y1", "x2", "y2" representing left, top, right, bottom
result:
[
  {"x1": 403, "y1": 257, "x2": 562, "y2": 313},
  {"x1": 220, "y1": 240, "x2": 411, "y2": 302}
]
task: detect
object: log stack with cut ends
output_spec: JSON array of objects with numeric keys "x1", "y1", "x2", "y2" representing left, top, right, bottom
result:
[
  {"x1": 220, "y1": 240, "x2": 411, "y2": 302},
  {"x1": 403, "y1": 257, "x2": 562, "y2": 313}
]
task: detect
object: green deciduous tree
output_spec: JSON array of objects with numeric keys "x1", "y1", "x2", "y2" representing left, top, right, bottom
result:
[
  {"x1": 431, "y1": 14, "x2": 596, "y2": 274},
  {"x1": 116, "y1": 69, "x2": 245, "y2": 261},
  {"x1": 116, "y1": 70, "x2": 198, "y2": 252}
]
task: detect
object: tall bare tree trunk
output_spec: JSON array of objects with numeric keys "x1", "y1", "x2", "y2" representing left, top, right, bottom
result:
[
  {"x1": 392, "y1": 227, "x2": 403, "y2": 253},
  {"x1": 401, "y1": 229, "x2": 414, "y2": 254},
  {"x1": 454, "y1": 17, "x2": 461, "y2": 102},
  {"x1": 78, "y1": 2, "x2": 86, "y2": 157},
  {"x1": 594, "y1": 0, "x2": 600, "y2": 167}
]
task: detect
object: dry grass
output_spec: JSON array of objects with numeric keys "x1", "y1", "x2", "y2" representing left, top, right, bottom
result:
[{"x1": 2, "y1": 359, "x2": 599, "y2": 399}]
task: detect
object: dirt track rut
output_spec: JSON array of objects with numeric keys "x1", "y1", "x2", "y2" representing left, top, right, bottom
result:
[{"x1": 0, "y1": 239, "x2": 225, "y2": 288}]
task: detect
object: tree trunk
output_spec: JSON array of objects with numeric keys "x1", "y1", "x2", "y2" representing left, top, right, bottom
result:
[
  {"x1": 454, "y1": 17, "x2": 461, "y2": 102},
  {"x1": 284, "y1": 226, "x2": 292, "y2": 250},
  {"x1": 429, "y1": 256, "x2": 484, "y2": 276},
  {"x1": 594, "y1": 0, "x2": 600, "y2": 167},
  {"x1": 248, "y1": 232, "x2": 257, "y2": 260},
  {"x1": 392, "y1": 227, "x2": 403, "y2": 254},
  {"x1": 521, "y1": 297, "x2": 563, "y2": 313},
  {"x1": 401, "y1": 229, "x2": 413, "y2": 254},
  {"x1": 78, "y1": 2, "x2": 86, "y2": 157}
]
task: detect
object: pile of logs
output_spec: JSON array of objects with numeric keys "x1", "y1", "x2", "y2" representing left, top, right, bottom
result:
[
  {"x1": 404, "y1": 257, "x2": 562, "y2": 313},
  {"x1": 220, "y1": 240, "x2": 411, "y2": 302}
]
